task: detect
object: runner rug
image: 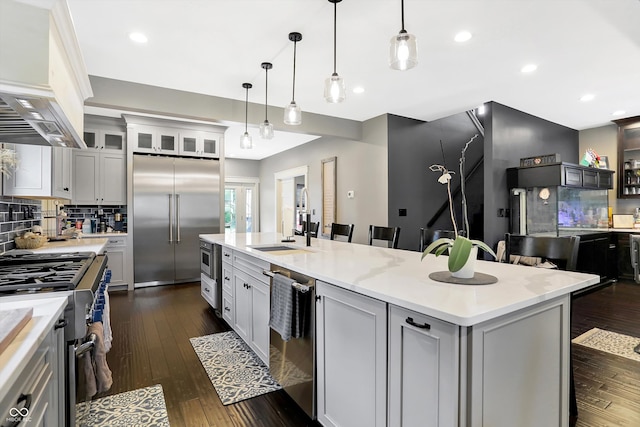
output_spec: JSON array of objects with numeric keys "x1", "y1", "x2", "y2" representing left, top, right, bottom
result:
[
  {"x1": 572, "y1": 328, "x2": 640, "y2": 362},
  {"x1": 75, "y1": 384, "x2": 169, "y2": 427},
  {"x1": 190, "y1": 331, "x2": 281, "y2": 405}
]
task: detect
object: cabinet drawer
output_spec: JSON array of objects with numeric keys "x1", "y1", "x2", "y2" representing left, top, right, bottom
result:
[
  {"x1": 222, "y1": 290, "x2": 234, "y2": 325},
  {"x1": 582, "y1": 169, "x2": 599, "y2": 188},
  {"x1": 222, "y1": 262, "x2": 233, "y2": 294},
  {"x1": 201, "y1": 273, "x2": 216, "y2": 307},
  {"x1": 563, "y1": 166, "x2": 582, "y2": 186},
  {"x1": 222, "y1": 247, "x2": 233, "y2": 263},
  {"x1": 233, "y1": 251, "x2": 270, "y2": 284},
  {"x1": 105, "y1": 237, "x2": 126, "y2": 247}
]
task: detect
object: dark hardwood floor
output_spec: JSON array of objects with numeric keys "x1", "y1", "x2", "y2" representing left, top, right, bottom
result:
[
  {"x1": 91, "y1": 280, "x2": 640, "y2": 426},
  {"x1": 95, "y1": 282, "x2": 320, "y2": 427},
  {"x1": 571, "y1": 280, "x2": 640, "y2": 427}
]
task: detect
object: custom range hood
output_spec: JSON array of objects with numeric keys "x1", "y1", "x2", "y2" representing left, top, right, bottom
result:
[{"x1": 0, "y1": 0, "x2": 92, "y2": 149}]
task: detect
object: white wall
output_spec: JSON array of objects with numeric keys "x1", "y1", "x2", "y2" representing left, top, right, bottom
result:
[
  {"x1": 258, "y1": 115, "x2": 388, "y2": 244},
  {"x1": 225, "y1": 158, "x2": 260, "y2": 178}
]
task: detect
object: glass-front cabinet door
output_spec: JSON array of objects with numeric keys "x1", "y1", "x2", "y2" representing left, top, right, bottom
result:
[
  {"x1": 179, "y1": 131, "x2": 221, "y2": 158},
  {"x1": 131, "y1": 125, "x2": 178, "y2": 155},
  {"x1": 616, "y1": 117, "x2": 640, "y2": 198},
  {"x1": 83, "y1": 129, "x2": 125, "y2": 152}
]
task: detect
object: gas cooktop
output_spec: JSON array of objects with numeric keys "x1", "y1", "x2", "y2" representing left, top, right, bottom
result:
[{"x1": 0, "y1": 252, "x2": 95, "y2": 293}]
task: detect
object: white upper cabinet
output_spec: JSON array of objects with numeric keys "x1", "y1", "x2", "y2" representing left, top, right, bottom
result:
[
  {"x1": 179, "y1": 131, "x2": 221, "y2": 158},
  {"x1": 130, "y1": 125, "x2": 179, "y2": 155},
  {"x1": 83, "y1": 128, "x2": 125, "y2": 153},
  {"x1": 3, "y1": 143, "x2": 72, "y2": 200},
  {"x1": 72, "y1": 150, "x2": 125, "y2": 205}
]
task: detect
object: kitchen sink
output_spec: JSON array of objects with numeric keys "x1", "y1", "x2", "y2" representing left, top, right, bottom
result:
[
  {"x1": 249, "y1": 245, "x2": 312, "y2": 254},
  {"x1": 252, "y1": 245, "x2": 298, "y2": 252}
]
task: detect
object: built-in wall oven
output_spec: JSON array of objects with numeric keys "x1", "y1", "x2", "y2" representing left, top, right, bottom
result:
[{"x1": 200, "y1": 240, "x2": 221, "y2": 315}]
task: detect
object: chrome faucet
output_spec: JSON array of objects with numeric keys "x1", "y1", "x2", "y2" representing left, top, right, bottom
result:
[{"x1": 300, "y1": 187, "x2": 311, "y2": 247}]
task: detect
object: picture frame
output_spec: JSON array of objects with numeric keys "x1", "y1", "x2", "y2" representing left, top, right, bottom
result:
[{"x1": 598, "y1": 155, "x2": 609, "y2": 169}]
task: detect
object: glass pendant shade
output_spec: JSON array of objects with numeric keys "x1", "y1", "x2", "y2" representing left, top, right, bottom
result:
[
  {"x1": 324, "y1": 73, "x2": 346, "y2": 103},
  {"x1": 259, "y1": 120, "x2": 274, "y2": 139},
  {"x1": 390, "y1": 30, "x2": 418, "y2": 71},
  {"x1": 240, "y1": 131, "x2": 252, "y2": 149},
  {"x1": 284, "y1": 101, "x2": 302, "y2": 125}
]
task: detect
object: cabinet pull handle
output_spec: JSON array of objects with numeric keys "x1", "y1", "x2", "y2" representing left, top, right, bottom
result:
[
  {"x1": 244, "y1": 282, "x2": 250, "y2": 288},
  {"x1": 224, "y1": 276, "x2": 230, "y2": 281},
  {"x1": 224, "y1": 306, "x2": 230, "y2": 312},
  {"x1": 315, "y1": 295, "x2": 321, "y2": 302},
  {"x1": 224, "y1": 253, "x2": 230, "y2": 258},
  {"x1": 54, "y1": 318, "x2": 67, "y2": 330},
  {"x1": 63, "y1": 187, "x2": 69, "y2": 191},
  {"x1": 405, "y1": 317, "x2": 430, "y2": 330},
  {"x1": 204, "y1": 287, "x2": 209, "y2": 292}
]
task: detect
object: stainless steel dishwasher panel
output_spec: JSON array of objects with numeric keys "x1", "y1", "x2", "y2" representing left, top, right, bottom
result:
[{"x1": 267, "y1": 265, "x2": 316, "y2": 420}]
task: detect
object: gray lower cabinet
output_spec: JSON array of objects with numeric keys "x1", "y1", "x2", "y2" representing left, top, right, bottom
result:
[
  {"x1": 388, "y1": 305, "x2": 459, "y2": 427},
  {"x1": 232, "y1": 251, "x2": 270, "y2": 365},
  {"x1": 221, "y1": 260, "x2": 234, "y2": 325},
  {"x1": 316, "y1": 280, "x2": 387, "y2": 427}
]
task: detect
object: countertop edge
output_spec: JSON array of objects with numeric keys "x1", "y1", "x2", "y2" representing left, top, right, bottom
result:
[
  {"x1": 201, "y1": 233, "x2": 600, "y2": 327},
  {"x1": 0, "y1": 296, "x2": 68, "y2": 403}
]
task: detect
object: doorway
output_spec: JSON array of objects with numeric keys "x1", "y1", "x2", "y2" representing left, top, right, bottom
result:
[
  {"x1": 225, "y1": 179, "x2": 259, "y2": 233},
  {"x1": 274, "y1": 165, "x2": 308, "y2": 235}
]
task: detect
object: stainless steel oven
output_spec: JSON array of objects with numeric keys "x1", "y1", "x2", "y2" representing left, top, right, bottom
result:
[{"x1": 200, "y1": 240, "x2": 221, "y2": 315}]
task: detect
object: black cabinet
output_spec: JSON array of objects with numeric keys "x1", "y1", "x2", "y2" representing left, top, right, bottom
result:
[
  {"x1": 508, "y1": 162, "x2": 614, "y2": 189},
  {"x1": 613, "y1": 232, "x2": 634, "y2": 280},
  {"x1": 576, "y1": 233, "x2": 611, "y2": 281},
  {"x1": 615, "y1": 116, "x2": 640, "y2": 198}
]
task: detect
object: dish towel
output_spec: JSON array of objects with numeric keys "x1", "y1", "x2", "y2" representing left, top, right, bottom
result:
[
  {"x1": 83, "y1": 321, "x2": 113, "y2": 398},
  {"x1": 270, "y1": 273, "x2": 295, "y2": 341},
  {"x1": 102, "y1": 289, "x2": 113, "y2": 353}
]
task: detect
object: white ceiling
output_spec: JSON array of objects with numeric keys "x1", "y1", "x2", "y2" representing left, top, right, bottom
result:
[{"x1": 66, "y1": 0, "x2": 640, "y2": 159}]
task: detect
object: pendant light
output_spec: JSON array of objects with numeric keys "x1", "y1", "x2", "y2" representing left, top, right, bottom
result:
[
  {"x1": 240, "y1": 83, "x2": 253, "y2": 149},
  {"x1": 390, "y1": 0, "x2": 418, "y2": 71},
  {"x1": 284, "y1": 32, "x2": 302, "y2": 125},
  {"x1": 324, "y1": 0, "x2": 345, "y2": 103},
  {"x1": 259, "y1": 62, "x2": 274, "y2": 139}
]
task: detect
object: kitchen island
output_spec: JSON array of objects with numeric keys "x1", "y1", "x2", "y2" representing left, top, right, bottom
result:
[{"x1": 201, "y1": 232, "x2": 599, "y2": 427}]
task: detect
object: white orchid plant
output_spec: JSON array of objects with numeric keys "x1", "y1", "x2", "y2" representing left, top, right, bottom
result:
[{"x1": 421, "y1": 135, "x2": 496, "y2": 272}]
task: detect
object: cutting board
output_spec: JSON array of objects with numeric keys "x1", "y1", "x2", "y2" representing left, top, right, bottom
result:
[{"x1": 0, "y1": 307, "x2": 33, "y2": 355}]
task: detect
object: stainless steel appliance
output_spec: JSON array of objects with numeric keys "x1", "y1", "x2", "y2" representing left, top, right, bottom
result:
[
  {"x1": 133, "y1": 155, "x2": 221, "y2": 286},
  {"x1": 200, "y1": 240, "x2": 221, "y2": 314},
  {"x1": 0, "y1": 251, "x2": 108, "y2": 427},
  {"x1": 264, "y1": 265, "x2": 316, "y2": 420}
]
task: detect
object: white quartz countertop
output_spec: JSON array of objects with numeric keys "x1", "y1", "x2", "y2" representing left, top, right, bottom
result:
[
  {"x1": 0, "y1": 295, "x2": 68, "y2": 403},
  {"x1": 30, "y1": 237, "x2": 108, "y2": 255},
  {"x1": 201, "y1": 232, "x2": 600, "y2": 327}
]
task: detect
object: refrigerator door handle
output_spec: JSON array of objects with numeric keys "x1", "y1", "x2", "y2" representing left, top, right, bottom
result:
[
  {"x1": 168, "y1": 193, "x2": 174, "y2": 243},
  {"x1": 176, "y1": 193, "x2": 181, "y2": 243}
]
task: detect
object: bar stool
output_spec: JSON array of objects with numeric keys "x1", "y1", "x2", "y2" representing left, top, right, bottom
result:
[
  {"x1": 330, "y1": 223, "x2": 355, "y2": 242},
  {"x1": 368, "y1": 225, "x2": 400, "y2": 249}
]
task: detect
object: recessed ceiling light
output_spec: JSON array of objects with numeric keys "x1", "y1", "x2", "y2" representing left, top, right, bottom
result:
[
  {"x1": 521, "y1": 64, "x2": 537, "y2": 73},
  {"x1": 454, "y1": 31, "x2": 472, "y2": 43},
  {"x1": 352, "y1": 86, "x2": 365, "y2": 94},
  {"x1": 612, "y1": 110, "x2": 626, "y2": 117},
  {"x1": 129, "y1": 32, "x2": 148, "y2": 43},
  {"x1": 580, "y1": 94, "x2": 595, "y2": 102}
]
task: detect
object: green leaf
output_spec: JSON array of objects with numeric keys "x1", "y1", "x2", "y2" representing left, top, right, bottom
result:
[
  {"x1": 470, "y1": 239, "x2": 497, "y2": 259},
  {"x1": 421, "y1": 238, "x2": 454, "y2": 260},
  {"x1": 448, "y1": 236, "x2": 473, "y2": 272}
]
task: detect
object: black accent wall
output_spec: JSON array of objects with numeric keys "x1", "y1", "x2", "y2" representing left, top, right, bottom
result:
[{"x1": 387, "y1": 102, "x2": 579, "y2": 253}]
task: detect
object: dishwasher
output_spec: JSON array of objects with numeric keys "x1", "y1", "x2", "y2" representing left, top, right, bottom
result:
[{"x1": 264, "y1": 264, "x2": 316, "y2": 420}]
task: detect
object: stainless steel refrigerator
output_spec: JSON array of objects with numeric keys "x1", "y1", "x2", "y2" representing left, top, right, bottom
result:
[{"x1": 133, "y1": 154, "x2": 220, "y2": 287}]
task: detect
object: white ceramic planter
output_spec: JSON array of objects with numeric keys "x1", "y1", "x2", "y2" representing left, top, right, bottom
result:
[{"x1": 451, "y1": 246, "x2": 477, "y2": 279}]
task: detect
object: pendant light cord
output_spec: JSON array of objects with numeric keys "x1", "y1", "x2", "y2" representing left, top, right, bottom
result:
[
  {"x1": 244, "y1": 87, "x2": 249, "y2": 133},
  {"x1": 401, "y1": 0, "x2": 406, "y2": 32},
  {"x1": 292, "y1": 41, "x2": 297, "y2": 101},
  {"x1": 333, "y1": 1, "x2": 337, "y2": 74},
  {"x1": 264, "y1": 68, "x2": 268, "y2": 120}
]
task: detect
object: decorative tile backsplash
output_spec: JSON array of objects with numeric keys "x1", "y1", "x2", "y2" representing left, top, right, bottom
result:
[
  {"x1": 0, "y1": 196, "x2": 42, "y2": 253},
  {"x1": 64, "y1": 205, "x2": 127, "y2": 231}
]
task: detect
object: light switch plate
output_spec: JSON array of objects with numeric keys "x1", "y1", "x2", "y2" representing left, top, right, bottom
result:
[{"x1": 347, "y1": 190, "x2": 355, "y2": 199}]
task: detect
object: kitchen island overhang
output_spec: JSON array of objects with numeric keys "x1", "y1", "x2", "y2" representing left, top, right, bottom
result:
[{"x1": 200, "y1": 232, "x2": 598, "y2": 327}]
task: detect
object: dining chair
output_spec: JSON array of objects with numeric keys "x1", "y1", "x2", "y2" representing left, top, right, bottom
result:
[
  {"x1": 295, "y1": 221, "x2": 319, "y2": 238},
  {"x1": 368, "y1": 225, "x2": 401, "y2": 249},
  {"x1": 419, "y1": 228, "x2": 457, "y2": 252},
  {"x1": 330, "y1": 223, "x2": 355, "y2": 242},
  {"x1": 503, "y1": 233, "x2": 581, "y2": 420}
]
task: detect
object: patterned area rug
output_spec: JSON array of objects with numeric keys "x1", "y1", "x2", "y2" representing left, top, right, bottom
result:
[
  {"x1": 75, "y1": 384, "x2": 169, "y2": 427},
  {"x1": 572, "y1": 328, "x2": 640, "y2": 362},
  {"x1": 190, "y1": 331, "x2": 281, "y2": 405}
]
